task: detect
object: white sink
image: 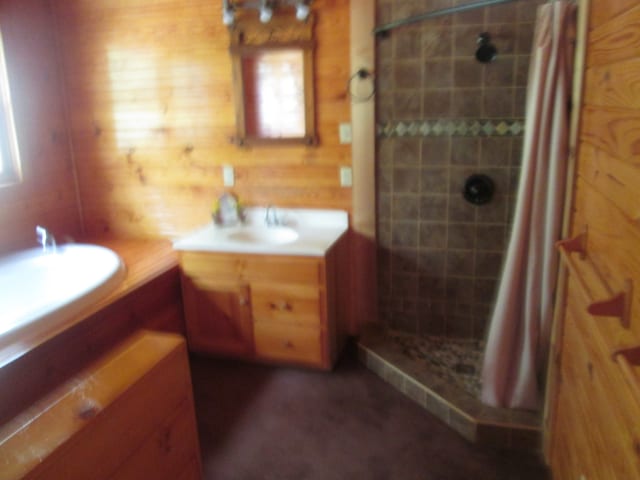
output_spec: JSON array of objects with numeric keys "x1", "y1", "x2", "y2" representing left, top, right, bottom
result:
[
  {"x1": 226, "y1": 226, "x2": 299, "y2": 245},
  {"x1": 173, "y1": 208, "x2": 348, "y2": 256}
]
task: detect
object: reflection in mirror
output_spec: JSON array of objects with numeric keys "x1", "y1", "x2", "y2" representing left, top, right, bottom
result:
[
  {"x1": 242, "y1": 49, "x2": 305, "y2": 139},
  {"x1": 229, "y1": 13, "x2": 316, "y2": 146}
]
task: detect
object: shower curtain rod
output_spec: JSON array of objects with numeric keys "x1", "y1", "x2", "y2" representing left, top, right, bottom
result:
[{"x1": 373, "y1": 0, "x2": 519, "y2": 35}]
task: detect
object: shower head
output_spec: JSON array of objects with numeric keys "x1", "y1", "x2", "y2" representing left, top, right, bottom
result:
[{"x1": 476, "y1": 32, "x2": 497, "y2": 64}]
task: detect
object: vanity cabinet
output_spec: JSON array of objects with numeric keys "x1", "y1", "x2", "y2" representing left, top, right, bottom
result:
[{"x1": 179, "y1": 247, "x2": 344, "y2": 370}]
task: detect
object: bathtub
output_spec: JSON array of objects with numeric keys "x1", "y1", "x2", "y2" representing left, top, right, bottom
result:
[{"x1": 0, "y1": 244, "x2": 125, "y2": 346}]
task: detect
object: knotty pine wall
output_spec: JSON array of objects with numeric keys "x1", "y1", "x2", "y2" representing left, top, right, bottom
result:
[
  {"x1": 0, "y1": 0, "x2": 82, "y2": 254},
  {"x1": 548, "y1": 0, "x2": 640, "y2": 476},
  {"x1": 573, "y1": 0, "x2": 640, "y2": 325},
  {"x1": 53, "y1": 0, "x2": 352, "y2": 239}
]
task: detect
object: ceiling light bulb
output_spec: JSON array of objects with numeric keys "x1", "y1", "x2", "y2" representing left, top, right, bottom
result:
[
  {"x1": 223, "y1": 8, "x2": 235, "y2": 26},
  {"x1": 296, "y1": 3, "x2": 310, "y2": 21},
  {"x1": 260, "y1": 6, "x2": 273, "y2": 23}
]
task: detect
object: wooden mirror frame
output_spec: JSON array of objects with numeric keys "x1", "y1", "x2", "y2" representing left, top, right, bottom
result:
[{"x1": 229, "y1": 12, "x2": 317, "y2": 147}]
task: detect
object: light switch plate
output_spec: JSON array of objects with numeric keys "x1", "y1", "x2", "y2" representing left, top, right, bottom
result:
[
  {"x1": 222, "y1": 165, "x2": 235, "y2": 187},
  {"x1": 340, "y1": 166, "x2": 353, "y2": 187},
  {"x1": 339, "y1": 123, "x2": 352, "y2": 144}
]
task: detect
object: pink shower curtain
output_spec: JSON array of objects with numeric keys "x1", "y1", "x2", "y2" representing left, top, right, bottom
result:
[{"x1": 481, "y1": 1, "x2": 576, "y2": 410}]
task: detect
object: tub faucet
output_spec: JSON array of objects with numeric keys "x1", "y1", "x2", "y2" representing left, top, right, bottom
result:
[
  {"x1": 265, "y1": 205, "x2": 280, "y2": 227},
  {"x1": 36, "y1": 225, "x2": 57, "y2": 253}
]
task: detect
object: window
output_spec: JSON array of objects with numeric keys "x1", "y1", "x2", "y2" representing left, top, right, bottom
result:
[{"x1": 0, "y1": 31, "x2": 20, "y2": 185}]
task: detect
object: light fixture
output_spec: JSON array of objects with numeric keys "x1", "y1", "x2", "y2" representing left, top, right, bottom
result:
[
  {"x1": 259, "y1": 1, "x2": 273, "y2": 23},
  {"x1": 295, "y1": 1, "x2": 310, "y2": 21},
  {"x1": 222, "y1": 0, "x2": 312, "y2": 26},
  {"x1": 222, "y1": 0, "x2": 235, "y2": 26}
]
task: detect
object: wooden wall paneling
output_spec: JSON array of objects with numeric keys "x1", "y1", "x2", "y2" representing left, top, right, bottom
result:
[
  {"x1": 571, "y1": 178, "x2": 640, "y2": 336},
  {"x1": 584, "y1": 59, "x2": 640, "y2": 109},
  {"x1": 590, "y1": 0, "x2": 638, "y2": 29},
  {"x1": 551, "y1": 0, "x2": 640, "y2": 476},
  {"x1": 53, "y1": 0, "x2": 352, "y2": 239},
  {"x1": 0, "y1": 0, "x2": 82, "y2": 254},
  {"x1": 580, "y1": 105, "x2": 640, "y2": 160},
  {"x1": 587, "y1": 3, "x2": 640, "y2": 67}
]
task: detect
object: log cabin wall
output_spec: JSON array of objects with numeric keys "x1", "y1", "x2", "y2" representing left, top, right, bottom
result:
[
  {"x1": 548, "y1": 0, "x2": 640, "y2": 477},
  {"x1": 52, "y1": 0, "x2": 352, "y2": 239},
  {"x1": 0, "y1": 0, "x2": 83, "y2": 254}
]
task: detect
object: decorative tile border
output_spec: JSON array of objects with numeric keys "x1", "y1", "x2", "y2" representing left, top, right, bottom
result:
[{"x1": 377, "y1": 119, "x2": 525, "y2": 138}]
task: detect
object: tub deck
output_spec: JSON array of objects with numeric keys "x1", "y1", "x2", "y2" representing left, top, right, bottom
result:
[{"x1": 0, "y1": 238, "x2": 184, "y2": 426}]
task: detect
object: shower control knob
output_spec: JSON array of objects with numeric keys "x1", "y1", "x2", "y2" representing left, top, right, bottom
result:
[{"x1": 463, "y1": 174, "x2": 495, "y2": 205}]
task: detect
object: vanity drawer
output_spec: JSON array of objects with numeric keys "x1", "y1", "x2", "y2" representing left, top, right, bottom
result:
[
  {"x1": 244, "y1": 256, "x2": 322, "y2": 285},
  {"x1": 179, "y1": 252, "x2": 243, "y2": 279},
  {"x1": 254, "y1": 323, "x2": 323, "y2": 366},
  {"x1": 251, "y1": 284, "x2": 321, "y2": 326}
]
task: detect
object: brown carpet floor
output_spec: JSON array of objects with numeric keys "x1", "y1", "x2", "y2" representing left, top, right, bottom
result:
[{"x1": 190, "y1": 345, "x2": 550, "y2": 480}]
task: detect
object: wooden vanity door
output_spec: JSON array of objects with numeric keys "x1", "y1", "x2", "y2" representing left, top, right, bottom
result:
[{"x1": 181, "y1": 276, "x2": 253, "y2": 358}]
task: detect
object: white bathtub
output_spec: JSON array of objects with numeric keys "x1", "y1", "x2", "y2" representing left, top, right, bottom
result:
[{"x1": 0, "y1": 244, "x2": 125, "y2": 342}]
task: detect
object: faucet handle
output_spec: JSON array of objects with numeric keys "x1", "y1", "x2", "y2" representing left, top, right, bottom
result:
[{"x1": 36, "y1": 225, "x2": 46, "y2": 244}]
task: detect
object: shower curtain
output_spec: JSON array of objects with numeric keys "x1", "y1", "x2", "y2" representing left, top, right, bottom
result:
[{"x1": 480, "y1": 0, "x2": 576, "y2": 410}]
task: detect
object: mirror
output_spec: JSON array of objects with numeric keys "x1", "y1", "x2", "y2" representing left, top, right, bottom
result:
[{"x1": 229, "y1": 13, "x2": 316, "y2": 146}]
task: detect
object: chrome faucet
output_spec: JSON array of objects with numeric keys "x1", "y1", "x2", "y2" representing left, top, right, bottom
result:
[
  {"x1": 36, "y1": 225, "x2": 57, "y2": 252},
  {"x1": 265, "y1": 205, "x2": 280, "y2": 227}
]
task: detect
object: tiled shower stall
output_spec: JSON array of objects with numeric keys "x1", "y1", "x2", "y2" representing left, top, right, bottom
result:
[{"x1": 375, "y1": 0, "x2": 546, "y2": 340}]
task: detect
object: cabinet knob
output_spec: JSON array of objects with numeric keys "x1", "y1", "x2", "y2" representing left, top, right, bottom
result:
[
  {"x1": 269, "y1": 301, "x2": 291, "y2": 311},
  {"x1": 239, "y1": 297, "x2": 249, "y2": 306}
]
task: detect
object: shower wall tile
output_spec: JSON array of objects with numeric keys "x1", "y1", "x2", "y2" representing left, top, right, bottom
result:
[
  {"x1": 446, "y1": 250, "x2": 475, "y2": 276},
  {"x1": 423, "y1": 89, "x2": 453, "y2": 117},
  {"x1": 392, "y1": 194, "x2": 420, "y2": 220},
  {"x1": 395, "y1": 61, "x2": 423, "y2": 89},
  {"x1": 424, "y1": 60, "x2": 454, "y2": 88},
  {"x1": 453, "y1": 26, "x2": 482, "y2": 57},
  {"x1": 453, "y1": 59, "x2": 484, "y2": 87},
  {"x1": 395, "y1": 29, "x2": 423, "y2": 59},
  {"x1": 394, "y1": 91, "x2": 423, "y2": 119},
  {"x1": 378, "y1": 167, "x2": 392, "y2": 194},
  {"x1": 420, "y1": 194, "x2": 448, "y2": 221},
  {"x1": 421, "y1": 167, "x2": 449, "y2": 193},
  {"x1": 418, "y1": 249, "x2": 447, "y2": 275},
  {"x1": 514, "y1": 87, "x2": 527, "y2": 117},
  {"x1": 490, "y1": 25, "x2": 517, "y2": 55},
  {"x1": 451, "y1": 89, "x2": 483, "y2": 118},
  {"x1": 451, "y1": 138, "x2": 480, "y2": 165},
  {"x1": 447, "y1": 223, "x2": 475, "y2": 249},
  {"x1": 485, "y1": 56, "x2": 516, "y2": 86},
  {"x1": 392, "y1": 221, "x2": 419, "y2": 247},
  {"x1": 419, "y1": 222, "x2": 448, "y2": 248},
  {"x1": 516, "y1": 23, "x2": 536, "y2": 54},
  {"x1": 484, "y1": 87, "x2": 514, "y2": 117},
  {"x1": 378, "y1": 193, "x2": 392, "y2": 221},
  {"x1": 423, "y1": 28, "x2": 453, "y2": 58},
  {"x1": 515, "y1": 55, "x2": 530, "y2": 85},
  {"x1": 393, "y1": 138, "x2": 421, "y2": 165},
  {"x1": 487, "y1": 3, "x2": 518, "y2": 25},
  {"x1": 421, "y1": 137, "x2": 451, "y2": 165},
  {"x1": 393, "y1": 166, "x2": 421, "y2": 192},
  {"x1": 480, "y1": 137, "x2": 511, "y2": 166},
  {"x1": 376, "y1": 0, "x2": 543, "y2": 339}
]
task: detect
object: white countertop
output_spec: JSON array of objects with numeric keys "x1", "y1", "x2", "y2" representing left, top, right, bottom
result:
[{"x1": 173, "y1": 208, "x2": 349, "y2": 257}]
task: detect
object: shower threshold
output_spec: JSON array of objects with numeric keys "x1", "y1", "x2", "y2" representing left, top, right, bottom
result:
[{"x1": 358, "y1": 323, "x2": 541, "y2": 451}]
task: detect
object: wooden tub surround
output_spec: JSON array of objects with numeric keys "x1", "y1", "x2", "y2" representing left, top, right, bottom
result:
[
  {"x1": 0, "y1": 331, "x2": 202, "y2": 480},
  {"x1": 0, "y1": 239, "x2": 202, "y2": 479}
]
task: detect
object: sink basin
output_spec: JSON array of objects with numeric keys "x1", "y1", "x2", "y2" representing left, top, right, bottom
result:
[{"x1": 227, "y1": 226, "x2": 299, "y2": 245}]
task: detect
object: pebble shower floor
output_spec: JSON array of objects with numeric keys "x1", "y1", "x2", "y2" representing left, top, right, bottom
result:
[{"x1": 386, "y1": 330, "x2": 485, "y2": 398}]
